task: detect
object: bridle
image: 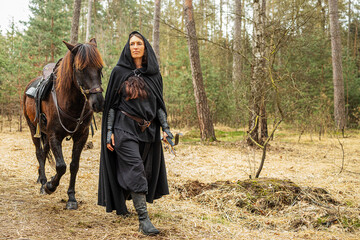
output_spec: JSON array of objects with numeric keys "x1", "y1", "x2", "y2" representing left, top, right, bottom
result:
[
  {"x1": 52, "y1": 46, "x2": 103, "y2": 134},
  {"x1": 71, "y1": 44, "x2": 104, "y2": 96},
  {"x1": 76, "y1": 75, "x2": 104, "y2": 100}
]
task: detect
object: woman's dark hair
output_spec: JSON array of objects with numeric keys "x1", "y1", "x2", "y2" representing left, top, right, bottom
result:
[
  {"x1": 129, "y1": 32, "x2": 147, "y2": 67},
  {"x1": 120, "y1": 76, "x2": 148, "y2": 101}
]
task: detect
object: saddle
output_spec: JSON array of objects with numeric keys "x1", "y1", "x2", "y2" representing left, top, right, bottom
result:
[{"x1": 25, "y1": 59, "x2": 61, "y2": 137}]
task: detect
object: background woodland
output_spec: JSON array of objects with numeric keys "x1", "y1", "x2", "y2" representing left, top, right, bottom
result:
[{"x1": 0, "y1": 0, "x2": 359, "y2": 139}]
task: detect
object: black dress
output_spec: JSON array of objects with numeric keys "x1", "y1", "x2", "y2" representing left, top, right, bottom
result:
[
  {"x1": 98, "y1": 31, "x2": 169, "y2": 215},
  {"x1": 113, "y1": 82, "x2": 157, "y2": 194}
]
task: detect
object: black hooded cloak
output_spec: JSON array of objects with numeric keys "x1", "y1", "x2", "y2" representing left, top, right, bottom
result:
[{"x1": 98, "y1": 31, "x2": 169, "y2": 215}]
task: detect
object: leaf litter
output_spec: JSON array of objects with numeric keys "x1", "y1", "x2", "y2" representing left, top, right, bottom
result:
[{"x1": 0, "y1": 127, "x2": 360, "y2": 239}]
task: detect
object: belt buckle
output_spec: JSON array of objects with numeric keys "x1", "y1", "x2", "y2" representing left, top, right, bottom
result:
[{"x1": 138, "y1": 120, "x2": 151, "y2": 132}]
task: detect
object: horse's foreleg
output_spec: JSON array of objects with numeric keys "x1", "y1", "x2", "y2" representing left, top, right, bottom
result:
[
  {"x1": 45, "y1": 136, "x2": 66, "y2": 194},
  {"x1": 66, "y1": 131, "x2": 89, "y2": 210}
]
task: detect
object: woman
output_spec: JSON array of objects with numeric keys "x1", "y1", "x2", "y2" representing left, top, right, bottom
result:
[{"x1": 98, "y1": 31, "x2": 173, "y2": 235}]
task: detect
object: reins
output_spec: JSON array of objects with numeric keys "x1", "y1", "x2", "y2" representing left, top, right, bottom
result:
[{"x1": 51, "y1": 84, "x2": 92, "y2": 134}]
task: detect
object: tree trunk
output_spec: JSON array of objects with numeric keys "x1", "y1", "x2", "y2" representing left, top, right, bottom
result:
[
  {"x1": 70, "y1": 0, "x2": 82, "y2": 44},
  {"x1": 317, "y1": 0, "x2": 326, "y2": 32},
  {"x1": 232, "y1": 0, "x2": 242, "y2": 124},
  {"x1": 248, "y1": 0, "x2": 267, "y2": 145},
  {"x1": 19, "y1": 108, "x2": 22, "y2": 132},
  {"x1": 219, "y1": 0, "x2": 223, "y2": 35},
  {"x1": 139, "y1": 0, "x2": 142, "y2": 32},
  {"x1": 347, "y1": 0, "x2": 351, "y2": 57},
  {"x1": 260, "y1": 99, "x2": 268, "y2": 138},
  {"x1": 329, "y1": 0, "x2": 346, "y2": 131},
  {"x1": 184, "y1": 0, "x2": 216, "y2": 141},
  {"x1": 1, "y1": 103, "x2": 3, "y2": 132},
  {"x1": 86, "y1": 0, "x2": 93, "y2": 41},
  {"x1": 152, "y1": 0, "x2": 161, "y2": 63},
  {"x1": 354, "y1": 25, "x2": 358, "y2": 59},
  {"x1": 232, "y1": 0, "x2": 242, "y2": 85},
  {"x1": 51, "y1": 16, "x2": 54, "y2": 62}
]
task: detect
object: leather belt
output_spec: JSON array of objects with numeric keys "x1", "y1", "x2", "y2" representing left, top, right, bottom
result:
[{"x1": 121, "y1": 111, "x2": 152, "y2": 132}]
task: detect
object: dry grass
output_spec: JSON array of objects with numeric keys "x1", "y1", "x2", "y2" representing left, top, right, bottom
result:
[{"x1": 0, "y1": 126, "x2": 360, "y2": 239}]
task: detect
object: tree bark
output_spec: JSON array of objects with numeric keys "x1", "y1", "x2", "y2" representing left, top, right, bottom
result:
[
  {"x1": 152, "y1": 0, "x2": 161, "y2": 63},
  {"x1": 70, "y1": 0, "x2": 82, "y2": 44},
  {"x1": 51, "y1": 16, "x2": 54, "y2": 62},
  {"x1": 232, "y1": 0, "x2": 242, "y2": 124},
  {"x1": 329, "y1": 0, "x2": 346, "y2": 131},
  {"x1": 184, "y1": 0, "x2": 216, "y2": 141},
  {"x1": 260, "y1": 99, "x2": 268, "y2": 138},
  {"x1": 354, "y1": 25, "x2": 358, "y2": 59},
  {"x1": 139, "y1": 0, "x2": 142, "y2": 32},
  {"x1": 232, "y1": 0, "x2": 242, "y2": 85},
  {"x1": 317, "y1": 0, "x2": 326, "y2": 32},
  {"x1": 347, "y1": 0, "x2": 351, "y2": 57},
  {"x1": 86, "y1": 0, "x2": 93, "y2": 41},
  {"x1": 219, "y1": 0, "x2": 223, "y2": 35},
  {"x1": 248, "y1": 0, "x2": 267, "y2": 145}
]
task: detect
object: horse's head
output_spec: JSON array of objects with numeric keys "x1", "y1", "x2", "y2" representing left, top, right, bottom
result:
[{"x1": 63, "y1": 38, "x2": 105, "y2": 113}]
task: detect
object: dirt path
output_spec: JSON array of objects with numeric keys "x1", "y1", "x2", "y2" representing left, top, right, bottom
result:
[{"x1": 0, "y1": 129, "x2": 359, "y2": 239}]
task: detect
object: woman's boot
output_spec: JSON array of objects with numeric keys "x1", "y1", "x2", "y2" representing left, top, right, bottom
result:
[{"x1": 131, "y1": 192, "x2": 160, "y2": 235}]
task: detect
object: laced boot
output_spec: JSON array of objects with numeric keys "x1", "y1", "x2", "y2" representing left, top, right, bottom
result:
[{"x1": 131, "y1": 192, "x2": 160, "y2": 235}]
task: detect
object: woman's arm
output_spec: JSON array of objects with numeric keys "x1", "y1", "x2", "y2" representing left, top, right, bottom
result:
[
  {"x1": 106, "y1": 108, "x2": 116, "y2": 151},
  {"x1": 157, "y1": 108, "x2": 174, "y2": 146}
]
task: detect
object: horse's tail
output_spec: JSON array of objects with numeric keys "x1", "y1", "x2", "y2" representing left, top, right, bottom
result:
[
  {"x1": 46, "y1": 151, "x2": 56, "y2": 170},
  {"x1": 40, "y1": 134, "x2": 56, "y2": 170}
]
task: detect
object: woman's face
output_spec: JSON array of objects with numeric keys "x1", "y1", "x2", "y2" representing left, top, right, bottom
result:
[{"x1": 129, "y1": 35, "x2": 145, "y2": 60}]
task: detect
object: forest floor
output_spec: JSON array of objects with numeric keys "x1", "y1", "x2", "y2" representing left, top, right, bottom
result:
[{"x1": 0, "y1": 125, "x2": 360, "y2": 239}]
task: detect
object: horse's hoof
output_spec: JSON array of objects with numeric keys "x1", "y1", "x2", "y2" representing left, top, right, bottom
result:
[
  {"x1": 44, "y1": 182, "x2": 56, "y2": 195},
  {"x1": 66, "y1": 201, "x2": 78, "y2": 210}
]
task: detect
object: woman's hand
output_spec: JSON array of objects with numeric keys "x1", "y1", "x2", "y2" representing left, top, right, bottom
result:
[
  {"x1": 162, "y1": 129, "x2": 174, "y2": 146},
  {"x1": 163, "y1": 131, "x2": 168, "y2": 139},
  {"x1": 106, "y1": 133, "x2": 115, "y2": 151}
]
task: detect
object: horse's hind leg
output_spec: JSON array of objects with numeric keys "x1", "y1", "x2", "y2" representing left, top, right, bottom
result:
[
  {"x1": 38, "y1": 135, "x2": 51, "y2": 193},
  {"x1": 66, "y1": 130, "x2": 89, "y2": 210},
  {"x1": 26, "y1": 119, "x2": 48, "y2": 194},
  {"x1": 33, "y1": 137, "x2": 49, "y2": 194}
]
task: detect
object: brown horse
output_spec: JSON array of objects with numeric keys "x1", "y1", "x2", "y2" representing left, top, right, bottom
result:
[{"x1": 23, "y1": 38, "x2": 104, "y2": 210}]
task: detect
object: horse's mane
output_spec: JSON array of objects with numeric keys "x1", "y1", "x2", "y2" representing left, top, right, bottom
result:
[{"x1": 55, "y1": 42, "x2": 104, "y2": 92}]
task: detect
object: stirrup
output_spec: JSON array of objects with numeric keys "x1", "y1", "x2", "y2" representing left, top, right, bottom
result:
[{"x1": 34, "y1": 123, "x2": 41, "y2": 138}]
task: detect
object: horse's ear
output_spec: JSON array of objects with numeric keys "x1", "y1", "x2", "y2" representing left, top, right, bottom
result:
[
  {"x1": 63, "y1": 40, "x2": 75, "y2": 52},
  {"x1": 89, "y1": 38, "x2": 97, "y2": 47}
]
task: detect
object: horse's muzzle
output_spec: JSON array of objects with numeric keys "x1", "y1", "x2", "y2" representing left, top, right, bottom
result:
[{"x1": 89, "y1": 93, "x2": 104, "y2": 113}]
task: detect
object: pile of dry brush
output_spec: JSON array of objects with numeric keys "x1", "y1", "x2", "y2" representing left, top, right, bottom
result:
[{"x1": 173, "y1": 178, "x2": 360, "y2": 232}]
